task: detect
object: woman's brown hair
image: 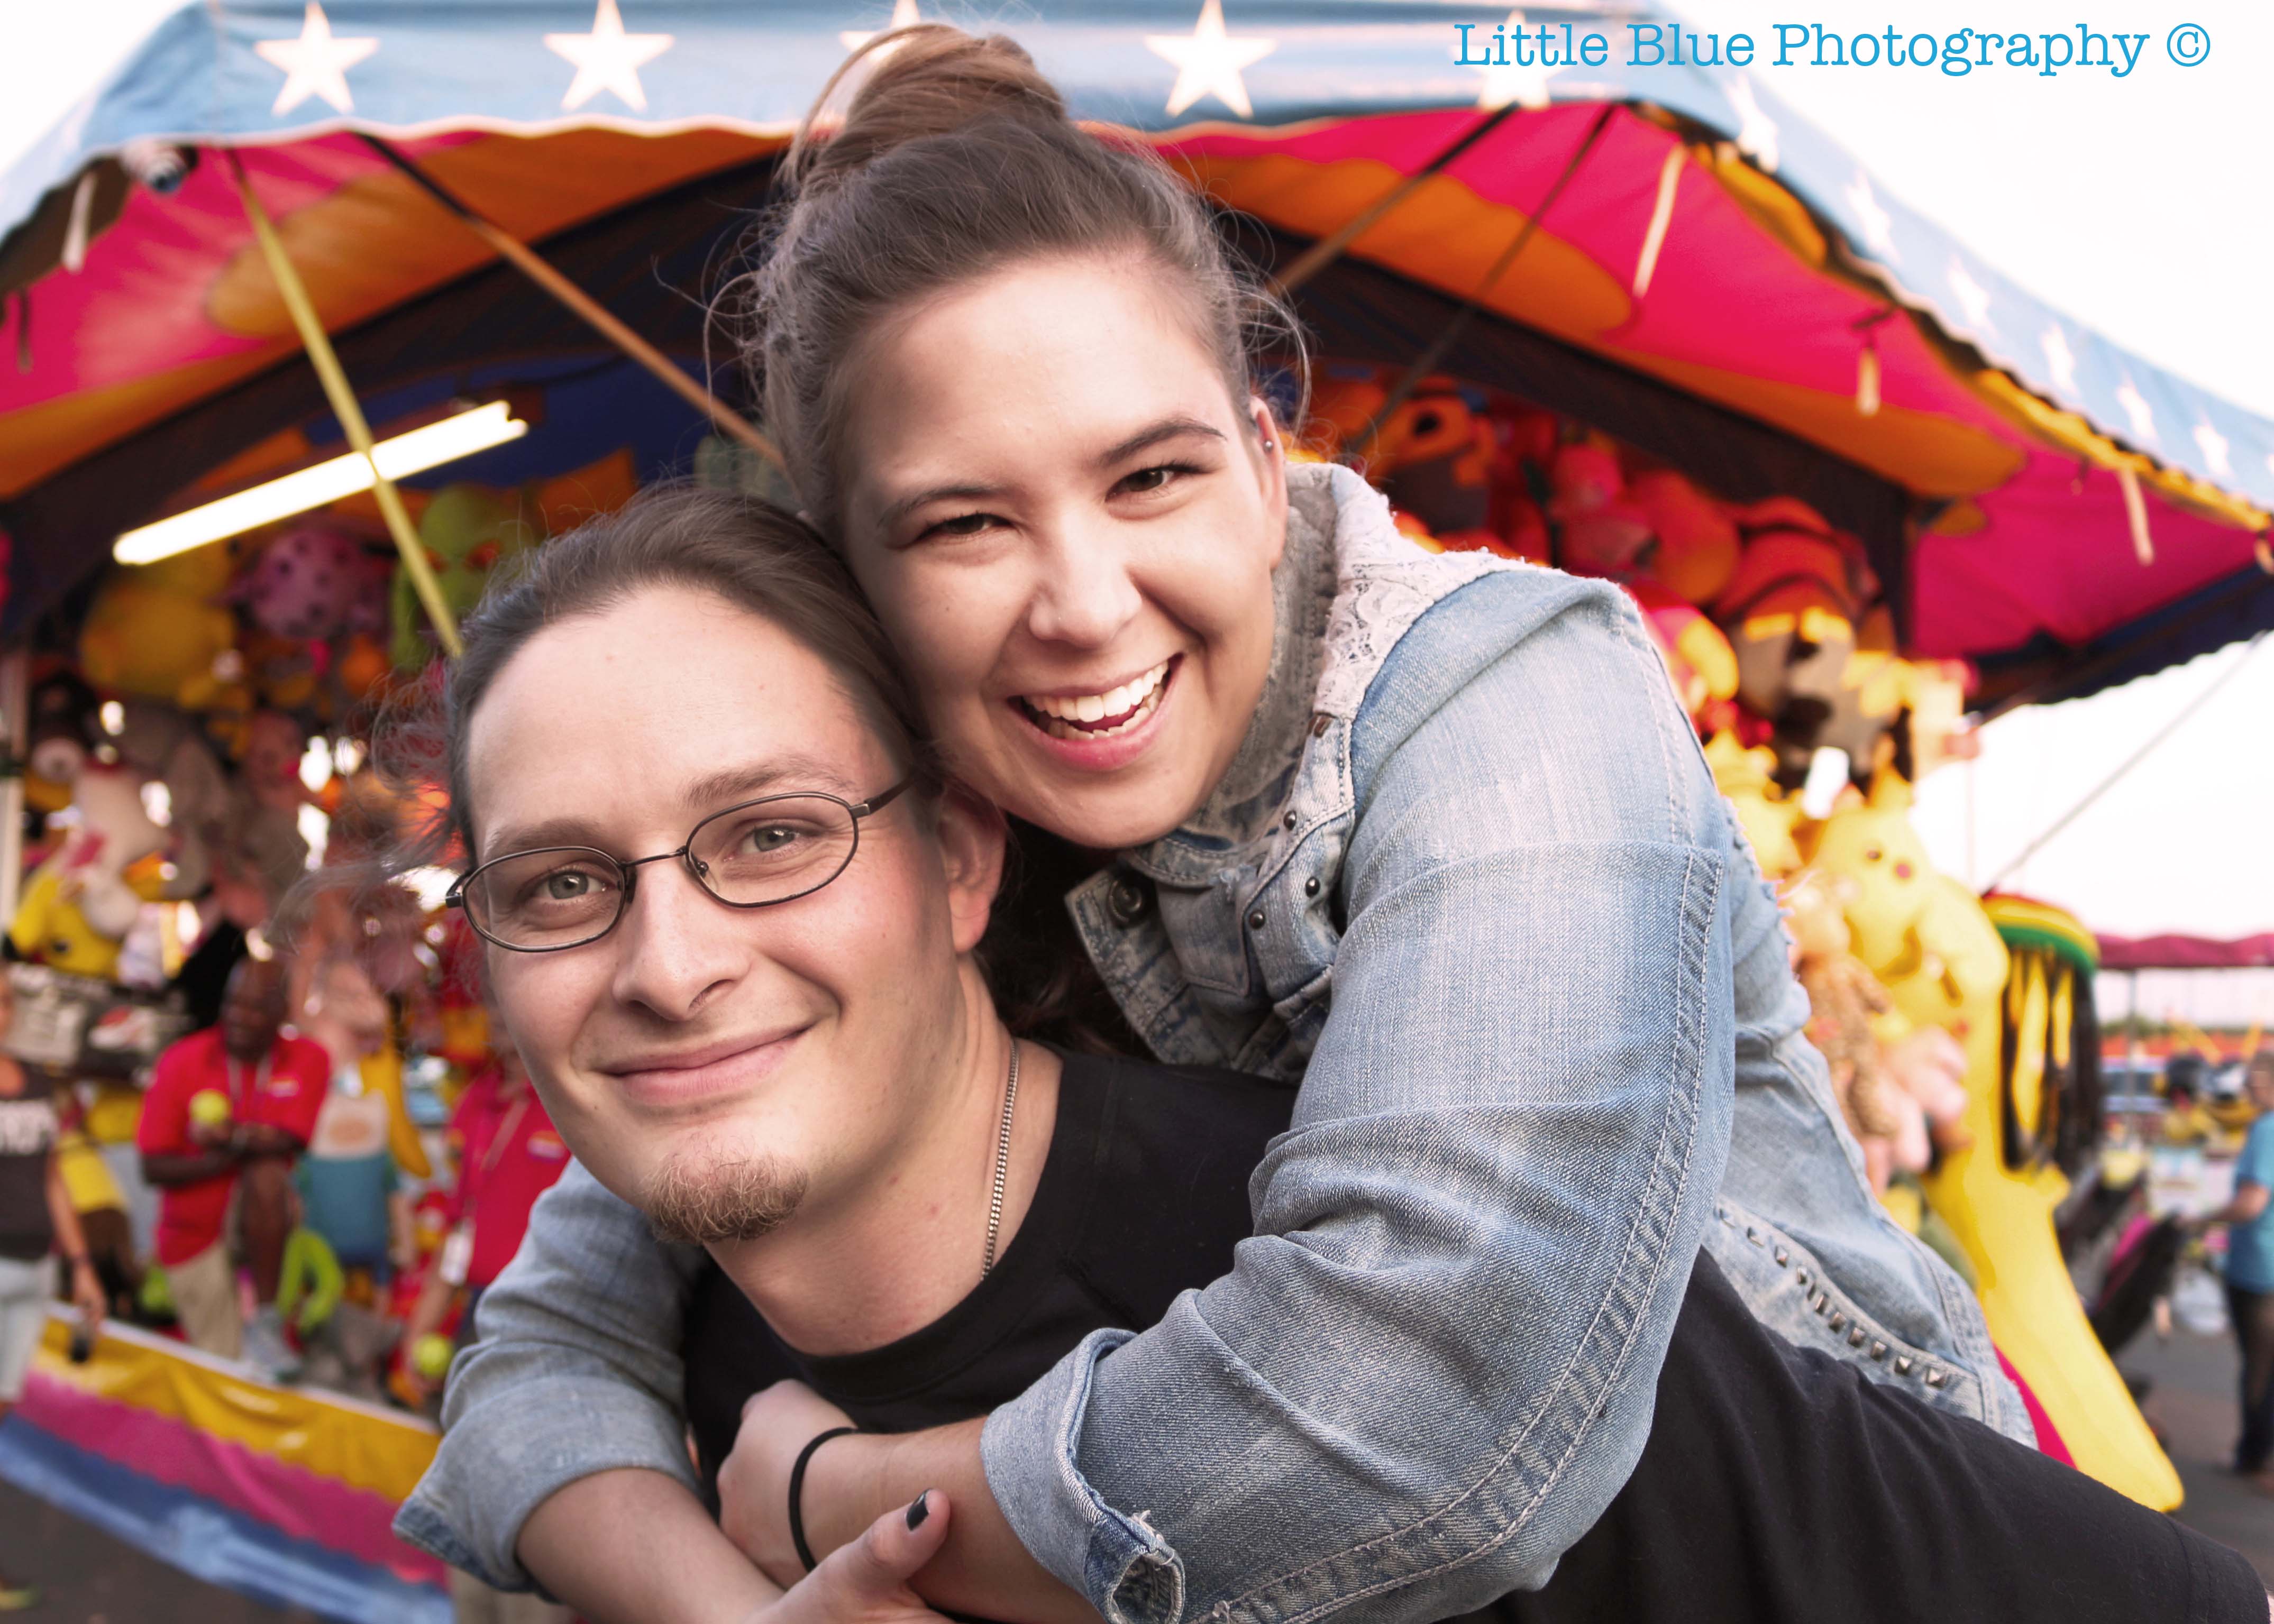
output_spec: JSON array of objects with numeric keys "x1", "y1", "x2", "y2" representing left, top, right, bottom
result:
[{"x1": 729, "y1": 23, "x2": 1305, "y2": 535}]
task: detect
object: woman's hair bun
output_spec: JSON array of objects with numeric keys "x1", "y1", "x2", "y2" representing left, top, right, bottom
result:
[{"x1": 788, "y1": 25, "x2": 1068, "y2": 196}]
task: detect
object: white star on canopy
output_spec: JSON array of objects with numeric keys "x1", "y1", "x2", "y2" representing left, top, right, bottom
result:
[
  {"x1": 2115, "y1": 377, "x2": 2158, "y2": 447},
  {"x1": 1946, "y1": 260, "x2": 1993, "y2": 333},
  {"x1": 1842, "y1": 171, "x2": 1895, "y2": 261},
  {"x1": 1146, "y1": 0, "x2": 1276, "y2": 120},
  {"x1": 1724, "y1": 75, "x2": 1778, "y2": 172},
  {"x1": 1473, "y1": 10, "x2": 1557, "y2": 111},
  {"x1": 2040, "y1": 324, "x2": 2077, "y2": 397},
  {"x1": 2194, "y1": 419, "x2": 2232, "y2": 480},
  {"x1": 255, "y1": 2, "x2": 378, "y2": 117},
  {"x1": 842, "y1": 0, "x2": 923, "y2": 54},
  {"x1": 546, "y1": 0, "x2": 673, "y2": 113}
]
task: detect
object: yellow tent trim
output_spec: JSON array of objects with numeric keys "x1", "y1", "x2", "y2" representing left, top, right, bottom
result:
[{"x1": 32, "y1": 1317, "x2": 437, "y2": 1503}]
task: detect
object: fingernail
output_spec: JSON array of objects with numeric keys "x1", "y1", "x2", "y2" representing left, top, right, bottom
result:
[{"x1": 906, "y1": 1491, "x2": 931, "y2": 1530}]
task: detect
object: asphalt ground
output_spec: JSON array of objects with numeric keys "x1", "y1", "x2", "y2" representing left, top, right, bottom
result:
[
  {"x1": 0, "y1": 1476, "x2": 313, "y2": 1622},
  {"x1": 2126, "y1": 1325, "x2": 2274, "y2": 1584}
]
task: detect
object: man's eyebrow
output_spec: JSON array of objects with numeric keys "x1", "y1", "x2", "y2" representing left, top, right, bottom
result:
[
  {"x1": 1093, "y1": 415, "x2": 1226, "y2": 470},
  {"x1": 479, "y1": 755, "x2": 869, "y2": 860}
]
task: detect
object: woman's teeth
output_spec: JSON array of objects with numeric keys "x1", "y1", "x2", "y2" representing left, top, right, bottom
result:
[{"x1": 1019, "y1": 660, "x2": 1171, "y2": 740}]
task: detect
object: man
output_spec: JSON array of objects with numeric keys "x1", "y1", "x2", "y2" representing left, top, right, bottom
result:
[
  {"x1": 2199, "y1": 1053, "x2": 2274, "y2": 1487},
  {"x1": 137, "y1": 956, "x2": 327, "y2": 1370},
  {"x1": 396, "y1": 548, "x2": 2267, "y2": 1624}
]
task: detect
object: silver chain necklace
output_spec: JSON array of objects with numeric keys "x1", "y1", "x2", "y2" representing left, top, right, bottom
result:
[{"x1": 981, "y1": 1040, "x2": 1021, "y2": 1278}]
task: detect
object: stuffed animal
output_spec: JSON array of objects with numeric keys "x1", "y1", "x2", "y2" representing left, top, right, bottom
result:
[
  {"x1": 392, "y1": 484, "x2": 534, "y2": 671},
  {"x1": 79, "y1": 544, "x2": 240, "y2": 710},
  {"x1": 1625, "y1": 582, "x2": 1738, "y2": 729},
  {"x1": 1627, "y1": 469, "x2": 1740, "y2": 604},
  {"x1": 229, "y1": 521, "x2": 391, "y2": 643},
  {"x1": 1785, "y1": 870, "x2": 1903, "y2": 1185},
  {"x1": 1713, "y1": 499, "x2": 1883, "y2": 785},
  {"x1": 1704, "y1": 730, "x2": 1805, "y2": 878},
  {"x1": 9, "y1": 765, "x2": 171, "y2": 980},
  {"x1": 1373, "y1": 389, "x2": 1499, "y2": 550}
]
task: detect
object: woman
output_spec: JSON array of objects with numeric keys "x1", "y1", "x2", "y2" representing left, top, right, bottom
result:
[
  {"x1": 0, "y1": 979, "x2": 109, "y2": 1612},
  {"x1": 403, "y1": 27, "x2": 2023, "y2": 1621}
]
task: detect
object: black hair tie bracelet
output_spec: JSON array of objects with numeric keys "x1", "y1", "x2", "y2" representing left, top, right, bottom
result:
[{"x1": 788, "y1": 1426, "x2": 863, "y2": 1573}]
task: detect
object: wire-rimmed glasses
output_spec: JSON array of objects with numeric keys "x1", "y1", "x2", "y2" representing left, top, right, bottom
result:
[{"x1": 447, "y1": 782, "x2": 910, "y2": 952}]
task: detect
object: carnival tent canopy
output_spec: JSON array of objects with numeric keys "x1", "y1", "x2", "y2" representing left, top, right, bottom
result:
[
  {"x1": 2097, "y1": 933, "x2": 2274, "y2": 972},
  {"x1": 4, "y1": 0, "x2": 2269, "y2": 704}
]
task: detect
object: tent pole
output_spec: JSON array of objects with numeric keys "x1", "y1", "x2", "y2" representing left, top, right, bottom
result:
[
  {"x1": 1269, "y1": 105, "x2": 1522, "y2": 298},
  {"x1": 226, "y1": 154, "x2": 462, "y2": 659},
  {"x1": 357, "y1": 136, "x2": 783, "y2": 471},
  {"x1": 1980, "y1": 628, "x2": 2269, "y2": 891},
  {"x1": 1354, "y1": 105, "x2": 1617, "y2": 464}
]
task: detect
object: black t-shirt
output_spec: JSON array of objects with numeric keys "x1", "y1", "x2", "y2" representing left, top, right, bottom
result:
[
  {"x1": 0, "y1": 1067, "x2": 58, "y2": 1262},
  {"x1": 683, "y1": 1051, "x2": 2263, "y2": 1624}
]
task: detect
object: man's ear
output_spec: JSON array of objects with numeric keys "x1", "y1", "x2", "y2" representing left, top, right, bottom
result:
[{"x1": 934, "y1": 782, "x2": 1008, "y2": 956}]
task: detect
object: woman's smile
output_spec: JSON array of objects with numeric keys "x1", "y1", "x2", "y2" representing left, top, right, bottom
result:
[{"x1": 1008, "y1": 655, "x2": 1179, "y2": 765}]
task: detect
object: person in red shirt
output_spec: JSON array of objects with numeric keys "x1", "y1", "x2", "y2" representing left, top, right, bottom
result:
[
  {"x1": 137, "y1": 957, "x2": 328, "y2": 1370},
  {"x1": 404, "y1": 1042, "x2": 569, "y2": 1389}
]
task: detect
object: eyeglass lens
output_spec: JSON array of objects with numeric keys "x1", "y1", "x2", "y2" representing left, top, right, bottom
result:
[{"x1": 462, "y1": 795, "x2": 862, "y2": 949}]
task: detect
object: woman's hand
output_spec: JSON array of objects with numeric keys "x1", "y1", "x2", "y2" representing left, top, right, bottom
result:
[
  {"x1": 722, "y1": 1380, "x2": 864, "y2": 1584},
  {"x1": 737, "y1": 1491, "x2": 954, "y2": 1624}
]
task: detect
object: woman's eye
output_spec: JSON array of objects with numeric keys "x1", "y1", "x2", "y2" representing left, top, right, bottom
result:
[
  {"x1": 1114, "y1": 462, "x2": 1195, "y2": 497},
  {"x1": 919, "y1": 511, "x2": 1000, "y2": 542}
]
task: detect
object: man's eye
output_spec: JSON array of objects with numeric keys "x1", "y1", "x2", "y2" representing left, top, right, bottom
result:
[{"x1": 543, "y1": 872, "x2": 593, "y2": 900}]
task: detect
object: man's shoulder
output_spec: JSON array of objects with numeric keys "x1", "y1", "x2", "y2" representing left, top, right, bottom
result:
[
  {"x1": 272, "y1": 1033, "x2": 333, "y2": 1079},
  {"x1": 149, "y1": 1027, "x2": 223, "y2": 1089},
  {"x1": 1066, "y1": 1051, "x2": 1295, "y2": 1171}
]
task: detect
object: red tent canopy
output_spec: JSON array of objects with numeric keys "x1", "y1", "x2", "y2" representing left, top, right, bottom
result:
[{"x1": 2096, "y1": 933, "x2": 2274, "y2": 971}]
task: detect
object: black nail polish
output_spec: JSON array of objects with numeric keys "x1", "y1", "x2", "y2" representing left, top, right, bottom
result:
[{"x1": 906, "y1": 1491, "x2": 931, "y2": 1530}]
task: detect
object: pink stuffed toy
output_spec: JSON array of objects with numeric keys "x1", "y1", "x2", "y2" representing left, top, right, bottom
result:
[{"x1": 231, "y1": 523, "x2": 391, "y2": 643}]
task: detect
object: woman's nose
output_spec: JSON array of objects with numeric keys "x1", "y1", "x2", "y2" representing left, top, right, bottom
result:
[
  {"x1": 1023, "y1": 525, "x2": 1144, "y2": 649},
  {"x1": 608, "y1": 859, "x2": 742, "y2": 1021}
]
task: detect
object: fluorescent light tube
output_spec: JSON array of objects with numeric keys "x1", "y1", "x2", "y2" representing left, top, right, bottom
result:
[{"x1": 113, "y1": 401, "x2": 529, "y2": 565}]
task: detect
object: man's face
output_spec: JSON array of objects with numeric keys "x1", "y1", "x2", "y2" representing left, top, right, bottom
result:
[
  {"x1": 221, "y1": 962, "x2": 287, "y2": 1060},
  {"x1": 464, "y1": 586, "x2": 981, "y2": 1243}
]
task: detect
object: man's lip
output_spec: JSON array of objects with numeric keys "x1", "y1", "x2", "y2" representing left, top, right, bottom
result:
[{"x1": 597, "y1": 1027, "x2": 809, "y2": 1078}]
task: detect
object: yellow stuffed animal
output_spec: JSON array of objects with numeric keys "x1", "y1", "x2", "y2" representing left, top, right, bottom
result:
[{"x1": 79, "y1": 544, "x2": 240, "y2": 710}]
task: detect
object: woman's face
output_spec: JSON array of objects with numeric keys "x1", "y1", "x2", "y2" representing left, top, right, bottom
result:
[{"x1": 837, "y1": 254, "x2": 1288, "y2": 851}]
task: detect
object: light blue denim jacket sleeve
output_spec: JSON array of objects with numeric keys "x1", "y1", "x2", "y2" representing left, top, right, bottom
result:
[
  {"x1": 982, "y1": 549, "x2": 1738, "y2": 1624},
  {"x1": 392, "y1": 1159, "x2": 707, "y2": 1589}
]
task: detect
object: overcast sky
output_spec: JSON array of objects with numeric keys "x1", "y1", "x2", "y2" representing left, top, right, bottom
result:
[{"x1": 4, "y1": 2, "x2": 2269, "y2": 1010}]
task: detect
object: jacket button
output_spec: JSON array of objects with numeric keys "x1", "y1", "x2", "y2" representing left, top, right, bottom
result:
[
  {"x1": 1106, "y1": 875, "x2": 1151, "y2": 927},
  {"x1": 1304, "y1": 876, "x2": 1321, "y2": 897},
  {"x1": 1283, "y1": 810, "x2": 1298, "y2": 831},
  {"x1": 1246, "y1": 909, "x2": 1266, "y2": 931}
]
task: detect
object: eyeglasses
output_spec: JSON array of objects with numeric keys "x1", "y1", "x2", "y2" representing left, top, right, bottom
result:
[{"x1": 448, "y1": 782, "x2": 910, "y2": 953}]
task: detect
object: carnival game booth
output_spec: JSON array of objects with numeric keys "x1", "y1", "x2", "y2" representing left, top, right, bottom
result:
[{"x1": 6, "y1": 2, "x2": 2274, "y2": 1605}]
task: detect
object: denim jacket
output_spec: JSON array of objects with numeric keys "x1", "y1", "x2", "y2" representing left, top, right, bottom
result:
[{"x1": 396, "y1": 463, "x2": 2026, "y2": 1620}]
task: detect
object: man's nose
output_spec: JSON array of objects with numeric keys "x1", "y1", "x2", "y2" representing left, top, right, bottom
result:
[{"x1": 608, "y1": 859, "x2": 743, "y2": 1021}]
